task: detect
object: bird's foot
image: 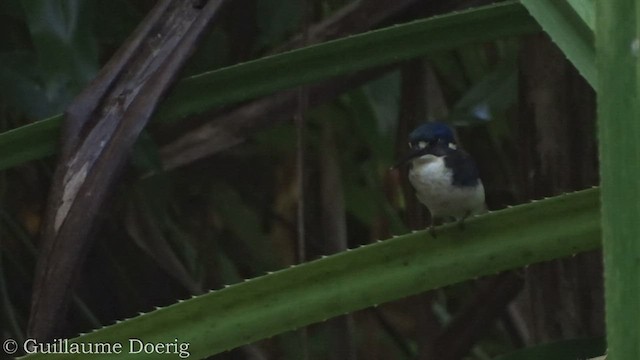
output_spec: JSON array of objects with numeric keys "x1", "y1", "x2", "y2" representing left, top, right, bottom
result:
[{"x1": 457, "y1": 211, "x2": 472, "y2": 231}]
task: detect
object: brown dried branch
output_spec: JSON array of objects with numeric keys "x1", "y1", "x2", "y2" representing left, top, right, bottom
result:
[{"x1": 28, "y1": 0, "x2": 226, "y2": 340}]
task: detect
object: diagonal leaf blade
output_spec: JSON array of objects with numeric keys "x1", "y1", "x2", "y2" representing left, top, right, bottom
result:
[
  {"x1": 521, "y1": 0, "x2": 595, "y2": 88},
  {"x1": 22, "y1": 189, "x2": 601, "y2": 359},
  {"x1": 0, "y1": 115, "x2": 61, "y2": 169},
  {"x1": 566, "y1": 0, "x2": 595, "y2": 30}
]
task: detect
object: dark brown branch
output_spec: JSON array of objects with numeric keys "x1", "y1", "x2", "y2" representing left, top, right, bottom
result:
[
  {"x1": 29, "y1": 0, "x2": 226, "y2": 340},
  {"x1": 159, "y1": 66, "x2": 394, "y2": 170},
  {"x1": 428, "y1": 272, "x2": 524, "y2": 360},
  {"x1": 320, "y1": 121, "x2": 357, "y2": 360}
]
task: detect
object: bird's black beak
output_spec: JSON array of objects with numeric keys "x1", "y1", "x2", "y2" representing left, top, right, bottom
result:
[{"x1": 392, "y1": 146, "x2": 430, "y2": 169}]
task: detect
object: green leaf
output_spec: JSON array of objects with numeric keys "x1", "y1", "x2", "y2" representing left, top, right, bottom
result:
[
  {"x1": 597, "y1": 1, "x2": 640, "y2": 359},
  {"x1": 22, "y1": 189, "x2": 601, "y2": 359},
  {"x1": 566, "y1": 0, "x2": 595, "y2": 30},
  {"x1": 521, "y1": 0, "x2": 595, "y2": 88},
  {"x1": 0, "y1": 115, "x2": 61, "y2": 169}
]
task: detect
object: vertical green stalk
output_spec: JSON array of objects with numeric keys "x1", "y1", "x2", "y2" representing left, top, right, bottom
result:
[{"x1": 598, "y1": 1, "x2": 640, "y2": 359}]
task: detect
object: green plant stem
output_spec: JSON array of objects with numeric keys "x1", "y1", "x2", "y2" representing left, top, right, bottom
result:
[{"x1": 597, "y1": 1, "x2": 640, "y2": 358}]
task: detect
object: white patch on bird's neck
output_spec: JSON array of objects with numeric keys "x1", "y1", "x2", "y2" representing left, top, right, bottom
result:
[
  {"x1": 409, "y1": 156, "x2": 452, "y2": 192},
  {"x1": 408, "y1": 155, "x2": 485, "y2": 219}
]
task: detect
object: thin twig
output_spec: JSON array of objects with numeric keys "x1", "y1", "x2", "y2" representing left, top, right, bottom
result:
[{"x1": 295, "y1": 1, "x2": 311, "y2": 358}]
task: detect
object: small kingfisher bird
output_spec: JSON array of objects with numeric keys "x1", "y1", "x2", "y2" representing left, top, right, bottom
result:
[{"x1": 395, "y1": 122, "x2": 486, "y2": 235}]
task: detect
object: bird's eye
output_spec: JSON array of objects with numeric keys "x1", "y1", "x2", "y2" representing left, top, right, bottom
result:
[
  {"x1": 418, "y1": 141, "x2": 427, "y2": 149},
  {"x1": 448, "y1": 143, "x2": 457, "y2": 150}
]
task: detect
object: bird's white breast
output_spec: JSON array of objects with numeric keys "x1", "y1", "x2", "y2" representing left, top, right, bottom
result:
[{"x1": 408, "y1": 155, "x2": 485, "y2": 219}]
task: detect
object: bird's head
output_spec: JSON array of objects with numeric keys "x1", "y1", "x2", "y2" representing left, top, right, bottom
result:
[
  {"x1": 394, "y1": 122, "x2": 457, "y2": 168},
  {"x1": 408, "y1": 122, "x2": 455, "y2": 149}
]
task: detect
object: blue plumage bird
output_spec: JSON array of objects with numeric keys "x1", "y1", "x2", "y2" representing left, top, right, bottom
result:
[{"x1": 395, "y1": 122, "x2": 486, "y2": 235}]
